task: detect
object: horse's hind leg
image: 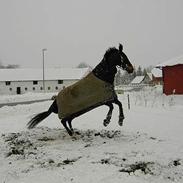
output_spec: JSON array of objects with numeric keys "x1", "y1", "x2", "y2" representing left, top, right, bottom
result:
[
  {"x1": 67, "y1": 119, "x2": 74, "y2": 132},
  {"x1": 103, "y1": 103, "x2": 114, "y2": 127},
  {"x1": 114, "y1": 99, "x2": 124, "y2": 126},
  {"x1": 61, "y1": 119, "x2": 73, "y2": 136}
]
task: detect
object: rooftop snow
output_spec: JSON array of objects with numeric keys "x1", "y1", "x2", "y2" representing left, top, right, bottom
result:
[
  {"x1": 146, "y1": 73, "x2": 153, "y2": 80},
  {"x1": 131, "y1": 76, "x2": 144, "y2": 84},
  {"x1": 151, "y1": 68, "x2": 162, "y2": 77},
  {"x1": 156, "y1": 55, "x2": 183, "y2": 67},
  {"x1": 0, "y1": 68, "x2": 90, "y2": 81}
]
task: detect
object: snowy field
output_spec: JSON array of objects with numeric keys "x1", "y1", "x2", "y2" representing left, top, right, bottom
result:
[
  {"x1": 0, "y1": 92, "x2": 55, "y2": 104},
  {"x1": 0, "y1": 86, "x2": 183, "y2": 183}
]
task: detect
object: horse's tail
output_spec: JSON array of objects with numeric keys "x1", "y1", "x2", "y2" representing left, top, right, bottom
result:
[{"x1": 27, "y1": 100, "x2": 58, "y2": 129}]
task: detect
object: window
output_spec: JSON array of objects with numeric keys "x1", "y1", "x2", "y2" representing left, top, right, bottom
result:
[
  {"x1": 9, "y1": 88, "x2": 12, "y2": 91},
  {"x1": 48, "y1": 87, "x2": 51, "y2": 90},
  {"x1": 5, "y1": 81, "x2": 11, "y2": 85},
  {"x1": 25, "y1": 87, "x2": 28, "y2": 91},
  {"x1": 40, "y1": 87, "x2": 43, "y2": 90},
  {"x1": 33, "y1": 87, "x2": 35, "y2": 90},
  {"x1": 55, "y1": 86, "x2": 58, "y2": 90},
  {"x1": 33, "y1": 81, "x2": 38, "y2": 85},
  {"x1": 58, "y1": 80, "x2": 63, "y2": 84}
]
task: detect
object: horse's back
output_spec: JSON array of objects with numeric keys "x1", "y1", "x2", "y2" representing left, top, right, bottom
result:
[{"x1": 56, "y1": 72, "x2": 116, "y2": 119}]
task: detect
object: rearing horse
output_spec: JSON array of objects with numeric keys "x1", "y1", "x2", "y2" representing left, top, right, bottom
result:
[{"x1": 28, "y1": 44, "x2": 134, "y2": 135}]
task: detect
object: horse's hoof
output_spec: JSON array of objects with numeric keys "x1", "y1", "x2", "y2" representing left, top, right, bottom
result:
[
  {"x1": 118, "y1": 116, "x2": 124, "y2": 126},
  {"x1": 103, "y1": 119, "x2": 110, "y2": 127},
  {"x1": 67, "y1": 130, "x2": 73, "y2": 136}
]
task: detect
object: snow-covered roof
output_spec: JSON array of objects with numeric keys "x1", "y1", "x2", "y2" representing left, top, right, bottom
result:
[
  {"x1": 146, "y1": 73, "x2": 153, "y2": 80},
  {"x1": 131, "y1": 76, "x2": 144, "y2": 84},
  {"x1": 0, "y1": 68, "x2": 90, "y2": 81},
  {"x1": 156, "y1": 55, "x2": 183, "y2": 67},
  {"x1": 151, "y1": 68, "x2": 162, "y2": 78}
]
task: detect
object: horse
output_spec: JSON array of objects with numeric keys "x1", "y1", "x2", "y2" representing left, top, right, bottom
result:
[{"x1": 27, "y1": 44, "x2": 134, "y2": 136}]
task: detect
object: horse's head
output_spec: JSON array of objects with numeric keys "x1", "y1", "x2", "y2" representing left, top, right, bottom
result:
[
  {"x1": 117, "y1": 44, "x2": 134, "y2": 73},
  {"x1": 104, "y1": 44, "x2": 134, "y2": 74}
]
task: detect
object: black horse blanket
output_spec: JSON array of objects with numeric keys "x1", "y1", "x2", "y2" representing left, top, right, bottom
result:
[{"x1": 56, "y1": 72, "x2": 116, "y2": 119}]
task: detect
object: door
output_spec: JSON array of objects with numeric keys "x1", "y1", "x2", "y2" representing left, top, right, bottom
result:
[{"x1": 16, "y1": 87, "x2": 21, "y2": 94}]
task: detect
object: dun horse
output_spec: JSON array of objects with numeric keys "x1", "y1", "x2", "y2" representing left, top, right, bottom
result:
[{"x1": 27, "y1": 44, "x2": 134, "y2": 135}]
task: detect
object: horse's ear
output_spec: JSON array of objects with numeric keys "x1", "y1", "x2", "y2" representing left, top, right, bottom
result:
[{"x1": 119, "y1": 44, "x2": 123, "y2": 52}]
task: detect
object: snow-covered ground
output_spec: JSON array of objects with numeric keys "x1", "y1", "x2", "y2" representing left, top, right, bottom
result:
[
  {"x1": 0, "y1": 86, "x2": 183, "y2": 183},
  {"x1": 0, "y1": 92, "x2": 55, "y2": 104}
]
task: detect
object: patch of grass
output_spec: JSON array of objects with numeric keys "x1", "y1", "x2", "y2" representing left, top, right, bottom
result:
[{"x1": 119, "y1": 161, "x2": 154, "y2": 175}]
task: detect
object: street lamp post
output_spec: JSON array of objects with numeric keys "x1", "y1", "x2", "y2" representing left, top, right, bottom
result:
[{"x1": 42, "y1": 48, "x2": 47, "y2": 92}]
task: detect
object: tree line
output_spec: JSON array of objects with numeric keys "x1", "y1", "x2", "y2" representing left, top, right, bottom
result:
[
  {"x1": 76, "y1": 62, "x2": 153, "y2": 86},
  {"x1": 0, "y1": 61, "x2": 19, "y2": 69},
  {"x1": 115, "y1": 65, "x2": 153, "y2": 85}
]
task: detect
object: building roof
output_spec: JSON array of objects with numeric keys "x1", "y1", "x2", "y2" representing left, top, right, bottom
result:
[
  {"x1": 151, "y1": 68, "x2": 162, "y2": 78},
  {"x1": 0, "y1": 68, "x2": 90, "y2": 82},
  {"x1": 156, "y1": 55, "x2": 183, "y2": 67},
  {"x1": 131, "y1": 76, "x2": 145, "y2": 84},
  {"x1": 146, "y1": 73, "x2": 153, "y2": 80}
]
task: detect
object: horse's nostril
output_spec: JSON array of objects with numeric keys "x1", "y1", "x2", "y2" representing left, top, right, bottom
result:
[{"x1": 128, "y1": 66, "x2": 134, "y2": 73}]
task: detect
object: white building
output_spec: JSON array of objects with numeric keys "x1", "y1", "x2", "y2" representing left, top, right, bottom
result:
[
  {"x1": 0, "y1": 68, "x2": 90, "y2": 95},
  {"x1": 130, "y1": 76, "x2": 145, "y2": 85},
  {"x1": 130, "y1": 74, "x2": 152, "y2": 85}
]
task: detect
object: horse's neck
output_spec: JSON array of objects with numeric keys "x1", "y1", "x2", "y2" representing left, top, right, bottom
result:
[{"x1": 92, "y1": 59, "x2": 117, "y2": 85}]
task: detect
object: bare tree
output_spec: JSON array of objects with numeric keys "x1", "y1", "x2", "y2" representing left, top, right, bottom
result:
[
  {"x1": 6, "y1": 64, "x2": 19, "y2": 69},
  {"x1": 0, "y1": 60, "x2": 19, "y2": 69},
  {"x1": 76, "y1": 62, "x2": 91, "y2": 68}
]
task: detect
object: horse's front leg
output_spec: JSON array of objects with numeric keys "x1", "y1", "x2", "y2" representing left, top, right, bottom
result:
[
  {"x1": 103, "y1": 102, "x2": 114, "y2": 127},
  {"x1": 114, "y1": 99, "x2": 124, "y2": 126}
]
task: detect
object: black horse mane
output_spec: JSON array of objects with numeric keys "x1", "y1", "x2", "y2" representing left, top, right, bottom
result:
[
  {"x1": 103, "y1": 47, "x2": 118, "y2": 60},
  {"x1": 92, "y1": 47, "x2": 119, "y2": 85}
]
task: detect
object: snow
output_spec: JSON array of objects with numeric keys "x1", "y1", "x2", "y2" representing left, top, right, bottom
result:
[
  {"x1": 157, "y1": 55, "x2": 183, "y2": 67},
  {"x1": 130, "y1": 76, "x2": 144, "y2": 84},
  {"x1": 0, "y1": 87, "x2": 183, "y2": 183},
  {"x1": 0, "y1": 92, "x2": 55, "y2": 104},
  {"x1": 151, "y1": 68, "x2": 162, "y2": 78},
  {"x1": 146, "y1": 73, "x2": 153, "y2": 80}
]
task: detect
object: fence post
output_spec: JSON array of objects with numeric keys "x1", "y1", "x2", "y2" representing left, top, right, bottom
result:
[{"x1": 127, "y1": 94, "x2": 130, "y2": 110}]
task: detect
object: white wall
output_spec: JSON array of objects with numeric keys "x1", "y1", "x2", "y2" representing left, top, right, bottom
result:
[{"x1": 0, "y1": 79, "x2": 78, "y2": 95}]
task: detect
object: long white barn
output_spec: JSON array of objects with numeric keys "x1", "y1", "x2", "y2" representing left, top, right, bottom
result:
[{"x1": 0, "y1": 68, "x2": 90, "y2": 95}]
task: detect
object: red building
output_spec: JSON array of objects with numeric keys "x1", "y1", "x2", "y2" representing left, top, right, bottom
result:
[{"x1": 157, "y1": 56, "x2": 183, "y2": 95}]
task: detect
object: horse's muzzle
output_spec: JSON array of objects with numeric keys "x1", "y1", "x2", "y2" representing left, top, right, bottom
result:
[{"x1": 127, "y1": 66, "x2": 134, "y2": 73}]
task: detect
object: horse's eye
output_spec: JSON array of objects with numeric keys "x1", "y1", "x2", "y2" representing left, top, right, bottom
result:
[{"x1": 122, "y1": 63, "x2": 126, "y2": 69}]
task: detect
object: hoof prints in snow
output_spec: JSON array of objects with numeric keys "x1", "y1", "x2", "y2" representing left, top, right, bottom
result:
[
  {"x1": 95, "y1": 157, "x2": 183, "y2": 181},
  {"x1": 1, "y1": 127, "x2": 183, "y2": 182},
  {"x1": 1, "y1": 128, "x2": 123, "y2": 165}
]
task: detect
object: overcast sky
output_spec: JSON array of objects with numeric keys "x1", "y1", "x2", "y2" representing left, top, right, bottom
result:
[{"x1": 0, "y1": 0, "x2": 183, "y2": 69}]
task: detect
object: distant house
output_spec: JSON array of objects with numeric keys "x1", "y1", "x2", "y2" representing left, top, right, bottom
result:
[
  {"x1": 151, "y1": 68, "x2": 163, "y2": 85},
  {"x1": 130, "y1": 74, "x2": 152, "y2": 85},
  {"x1": 0, "y1": 68, "x2": 90, "y2": 95},
  {"x1": 157, "y1": 55, "x2": 183, "y2": 95}
]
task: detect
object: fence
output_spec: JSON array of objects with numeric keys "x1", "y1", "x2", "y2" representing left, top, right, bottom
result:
[{"x1": 115, "y1": 84, "x2": 155, "y2": 93}]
